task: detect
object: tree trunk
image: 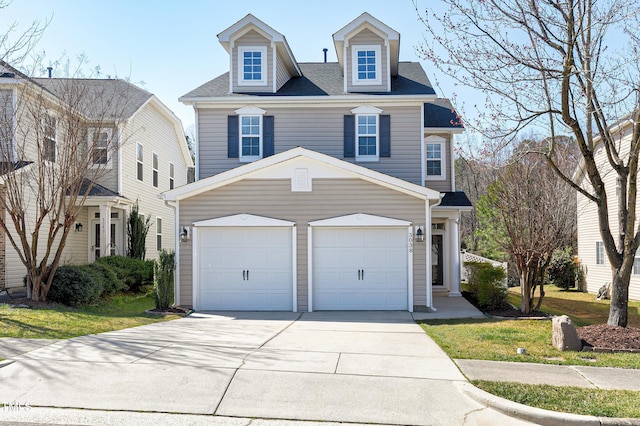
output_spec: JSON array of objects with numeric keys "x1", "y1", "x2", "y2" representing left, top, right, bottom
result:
[{"x1": 608, "y1": 268, "x2": 630, "y2": 327}]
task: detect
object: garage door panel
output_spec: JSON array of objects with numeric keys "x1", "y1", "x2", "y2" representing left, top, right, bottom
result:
[
  {"x1": 313, "y1": 227, "x2": 408, "y2": 311},
  {"x1": 198, "y1": 227, "x2": 293, "y2": 311}
]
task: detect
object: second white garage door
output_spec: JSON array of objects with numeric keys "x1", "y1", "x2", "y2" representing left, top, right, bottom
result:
[
  {"x1": 312, "y1": 227, "x2": 408, "y2": 310},
  {"x1": 198, "y1": 227, "x2": 293, "y2": 311}
]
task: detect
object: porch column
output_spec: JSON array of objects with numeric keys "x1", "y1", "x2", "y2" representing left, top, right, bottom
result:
[
  {"x1": 99, "y1": 204, "x2": 112, "y2": 258},
  {"x1": 425, "y1": 201, "x2": 433, "y2": 309},
  {"x1": 448, "y1": 217, "x2": 461, "y2": 297}
]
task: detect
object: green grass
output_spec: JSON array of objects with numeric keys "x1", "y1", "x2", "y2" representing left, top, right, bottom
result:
[
  {"x1": 419, "y1": 286, "x2": 640, "y2": 368},
  {"x1": 0, "y1": 292, "x2": 173, "y2": 339},
  {"x1": 473, "y1": 381, "x2": 640, "y2": 418}
]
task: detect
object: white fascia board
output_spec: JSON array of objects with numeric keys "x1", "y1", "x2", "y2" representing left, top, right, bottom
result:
[
  {"x1": 423, "y1": 127, "x2": 465, "y2": 135},
  {"x1": 193, "y1": 213, "x2": 295, "y2": 227},
  {"x1": 181, "y1": 95, "x2": 435, "y2": 107},
  {"x1": 333, "y1": 12, "x2": 400, "y2": 42},
  {"x1": 432, "y1": 205, "x2": 473, "y2": 213},
  {"x1": 309, "y1": 213, "x2": 411, "y2": 227}
]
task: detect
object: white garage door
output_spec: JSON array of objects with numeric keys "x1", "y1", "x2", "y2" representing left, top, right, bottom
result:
[
  {"x1": 198, "y1": 227, "x2": 293, "y2": 310},
  {"x1": 312, "y1": 227, "x2": 408, "y2": 310}
]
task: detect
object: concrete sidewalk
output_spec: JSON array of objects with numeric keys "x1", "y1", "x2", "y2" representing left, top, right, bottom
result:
[{"x1": 456, "y1": 358, "x2": 640, "y2": 391}]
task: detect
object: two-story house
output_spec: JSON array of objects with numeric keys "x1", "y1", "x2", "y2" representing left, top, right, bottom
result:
[
  {"x1": 0, "y1": 61, "x2": 193, "y2": 289},
  {"x1": 165, "y1": 13, "x2": 471, "y2": 312}
]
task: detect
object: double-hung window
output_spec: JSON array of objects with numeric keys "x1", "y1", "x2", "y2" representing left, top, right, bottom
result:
[
  {"x1": 156, "y1": 217, "x2": 162, "y2": 252},
  {"x1": 152, "y1": 152, "x2": 159, "y2": 188},
  {"x1": 240, "y1": 115, "x2": 262, "y2": 161},
  {"x1": 356, "y1": 115, "x2": 378, "y2": 160},
  {"x1": 425, "y1": 136, "x2": 447, "y2": 180},
  {"x1": 596, "y1": 241, "x2": 605, "y2": 265},
  {"x1": 634, "y1": 248, "x2": 640, "y2": 275},
  {"x1": 238, "y1": 46, "x2": 267, "y2": 86},
  {"x1": 352, "y1": 45, "x2": 381, "y2": 85},
  {"x1": 90, "y1": 128, "x2": 111, "y2": 168},
  {"x1": 43, "y1": 114, "x2": 56, "y2": 163},
  {"x1": 136, "y1": 143, "x2": 144, "y2": 181}
]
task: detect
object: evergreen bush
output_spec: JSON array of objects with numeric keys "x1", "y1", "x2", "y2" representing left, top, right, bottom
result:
[
  {"x1": 464, "y1": 261, "x2": 508, "y2": 310},
  {"x1": 47, "y1": 265, "x2": 104, "y2": 306},
  {"x1": 154, "y1": 250, "x2": 175, "y2": 310}
]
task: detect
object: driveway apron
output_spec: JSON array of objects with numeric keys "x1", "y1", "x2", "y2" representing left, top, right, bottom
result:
[{"x1": 0, "y1": 311, "x2": 501, "y2": 425}]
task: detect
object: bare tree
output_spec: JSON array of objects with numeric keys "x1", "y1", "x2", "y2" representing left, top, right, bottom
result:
[
  {"x1": 417, "y1": 0, "x2": 640, "y2": 326},
  {"x1": 0, "y1": 64, "x2": 132, "y2": 300}
]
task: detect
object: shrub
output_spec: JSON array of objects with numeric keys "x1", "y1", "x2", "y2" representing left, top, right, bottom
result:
[
  {"x1": 464, "y1": 261, "x2": 508, "y2": 310},
  {"x1": 48, "y1": 265, "x2": 104, "y2": 306},
  {"x1": 154, "y1": 250, "x2": 175, "y2": 310},
  {"x1": 127, "y1": 201, "x2": 152, "y2": 260},
  {"x1": 548, "y1": 248, "x2": 577, "y2": 290},
  {"x1": 86, "y1": 262, "x2": 125, "y2": 294},
  {"x1": 95, "y1": 256, "x2": 154, "y2": 292}
]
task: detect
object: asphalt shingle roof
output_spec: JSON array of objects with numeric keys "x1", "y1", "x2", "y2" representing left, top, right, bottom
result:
[
  {"x1": 440, "y1": 191, "x2": 472, "y2": 207},
  {"x1": 181, "y1": 62, "x2": 437, "y2": 99},
  {"x1": 32, "y1": 78, "x2": 152, "y2": 120},
  {"x1": 424, "y1": 99, "x2": 464, "y2": 129}
]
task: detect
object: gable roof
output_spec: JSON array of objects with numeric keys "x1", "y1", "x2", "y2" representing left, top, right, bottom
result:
[
  {"x1": 164, "y1": 147, "x2": 441, "y2": 202},
  {"x1": 217, "y1": 14, "x2": 301, "y2": 77},
  {"x1": 424, "y1": 98, "x2": 464, "y2": 130},
  {"x1": 332, "y1": 12, "x2": 400, "y2": 76},
  {"x1": 180, "y1": 62, "x2": 436, "y2": 101}
]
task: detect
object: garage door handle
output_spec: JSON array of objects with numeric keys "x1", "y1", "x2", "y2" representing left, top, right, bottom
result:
[
  {"x1": 362, "y1": 269, "x2": 364, "y2": 280},
  {"x1": 247, "y1": 270, "x2": 249, "y2": 280},
  {"x1": 243, "y1": 270, "x2": 246, "y2": 280}
]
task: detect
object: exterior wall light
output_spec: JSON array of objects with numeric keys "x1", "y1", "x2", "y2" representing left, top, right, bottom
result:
[
  {"x1": 180, "y1": 225, "x2": 190, "y2": 242},
  {"x1": 75, "y1": 223, "x2": 83, "y2": 232},
  {"x1": 415, "y1": 226, "x2": 425, "y2": 243}
]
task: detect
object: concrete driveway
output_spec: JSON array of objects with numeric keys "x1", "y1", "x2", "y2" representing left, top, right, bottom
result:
[{"x1": 0, "y1": 311, "x2": 527, "y2": 425}]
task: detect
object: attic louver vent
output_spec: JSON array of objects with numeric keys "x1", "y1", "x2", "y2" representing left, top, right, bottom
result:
[{"x1": 0, "y1": 72, "x2": 15, "y2": 78}]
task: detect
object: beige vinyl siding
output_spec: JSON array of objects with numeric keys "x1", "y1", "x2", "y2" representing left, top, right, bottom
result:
[
  {"x1": 232, "y1": 30, "x2": 273, "y2": 93},
  {"x1": 275, "y1": 50, "x2": 291, "y2": 91},
  {"x1": 0, "y1": 89, "x2": 12, "y2": 157},
  {"x1": 60, "y1": 207, "x2": 89, "y2": 265},
  {"x1": 346, "y1": 29, "x2": 388, "y2": 93},
  {"x1": 577, "y1": 125, "x2": 640, "y2": 300},
  {"x1": 178, "y1": 178, "x2": 427, "y2": 311},
  {"x1": 424, "y1": 132, "x2": 453, "y2": 192},
  {"x1": 197, "y1": 104, "x2": 423, "y2": 185},
  {"x1": 119, "y1": 102, "x2": 189, "y2": 260}
]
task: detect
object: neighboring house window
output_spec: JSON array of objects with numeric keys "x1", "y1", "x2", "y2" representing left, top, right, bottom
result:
[
  {"x1": 425, "y1": 136, "x2": 447, "y2": 180},
  {"x1": 90, "y1": 128, "x2": 112, "y2": 168},
  {"x1": 356, "y1": 115, "x2": 378, "y2": 160},
  {"x1": 634, "y1": 248, "x2": 640, "y2": 275},
  {"x1": 43, "y1": 114, "x2": 56, "y2": 162},
  {"x1": 352, "y1": 45, "x2": 381, "y2": 85},
  {"x1": 156, "y1": 217, "x2": 162, "y2": 252},
  {"x1": 238, "y1": 46, "x2": 267, "y2": 86},
  {"x1": 596, "y1": 241, "x2": 605, "y2": 265},
  {"x1": 169, "y1": 162, "x2": 174, "y2": 190},
  {"x1": 152, "y1": 152, "x2": 159, "y2": 188},
  {"x1": 136, "y1": 143, "x2": 143, "y2": 181}
]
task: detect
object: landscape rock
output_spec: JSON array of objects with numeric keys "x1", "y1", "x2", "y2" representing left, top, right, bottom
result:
[{"x1": 552, "y1": 315, "x2": 583, "y2": 351}]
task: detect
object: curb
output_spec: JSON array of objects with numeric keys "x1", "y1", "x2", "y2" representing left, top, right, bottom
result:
[
  {"x1": 458, "y1": 381, "x2": 640, "y2": 426},
  {"x1": 0, "y1": 360, "x2": 15, "y2": 369}
]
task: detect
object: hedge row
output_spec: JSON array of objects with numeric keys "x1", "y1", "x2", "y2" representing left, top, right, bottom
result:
[{"x1": 45, "y1": 256, "x2": 154, "y2": 306}]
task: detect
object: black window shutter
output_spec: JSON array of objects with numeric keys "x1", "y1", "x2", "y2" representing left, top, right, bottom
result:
[
  {"x1": 263, "y1": 116, "x2": 274, "y2": 157},
  {"x1": 344, "y1": 115, "x2": 355, "y2": 158},
  {"x1": 380, "y1": 114, "x2": 391, "y2": 157},
  {"x1": 227, "y1": 115, "x2": 239, "y2": 158}
]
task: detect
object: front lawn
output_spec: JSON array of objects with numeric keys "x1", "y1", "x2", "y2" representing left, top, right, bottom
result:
[
  {"x1": 0, "y1": 292, "x2": 174, "y2": 339},
  {"x1": 419, "y1": 286, "x2": 640, "y2": 368}
]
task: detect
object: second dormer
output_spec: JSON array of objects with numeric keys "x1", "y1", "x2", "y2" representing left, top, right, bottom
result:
[
  {"x1": 332, "y1": 12, "x2": 400, "y2": 93},
  {"x1": 218, "y1": 14, "x2": 302, "y2": 94}
]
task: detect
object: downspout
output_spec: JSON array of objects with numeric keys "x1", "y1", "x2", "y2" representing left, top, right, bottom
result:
[{"x1": 164, "y1": 198, "x2": 180, "y2": 307}]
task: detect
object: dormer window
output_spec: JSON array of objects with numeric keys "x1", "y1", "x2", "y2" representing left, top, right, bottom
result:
[
  {"x1": 238, "y1": 46, "x2": 267, "y2": 86},
  {"x1": 352, "y1": 45, "x2": 381, "y2": 85}
]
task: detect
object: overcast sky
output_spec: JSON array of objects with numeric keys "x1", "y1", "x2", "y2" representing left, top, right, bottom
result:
[{"x1": 0, "y1": 0, "x2": 477, "y2": 131}]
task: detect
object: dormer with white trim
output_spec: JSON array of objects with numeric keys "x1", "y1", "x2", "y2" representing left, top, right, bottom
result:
[
  {"x1": 332, "y1": 12, "x2": 400, "y2": 93},
  {"x1": 217, "y1": 14, "x2": 302, "y2": 94}
]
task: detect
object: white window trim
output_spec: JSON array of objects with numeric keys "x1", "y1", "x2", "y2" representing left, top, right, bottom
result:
[
  {"x1": 425, "y1": 136, "x2": 447, "y2": 181},
  {"x1": 238, "y1": 46, "x2": 268, "y2": 87},
  {"x1": 89, "y1": 127, "x2": 113, "y2": 169},
  {"x1": 152, "y1": 151, "x2": 159, "y2": 188},
  {"x1": 136, "y1": 142, "x2": 144, "y2": 182},
  {"x1": 236, "y1": 106, "x2": 267, "y2": 163},
  {"x1": 596, "y1": 241, "x2": 605, "y2": 265},
  {"x1": 351, "y1": 45, "x2": 382, "y2": 86},
  {"x1": 355, "y1": 114, "x2": 379, "y2": 162},
  {"x1": 156, "y1": 216, "x2": 162, "y2": 252}
]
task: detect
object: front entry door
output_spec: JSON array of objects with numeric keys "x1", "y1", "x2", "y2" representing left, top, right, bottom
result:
[
  {"x1": 89, "y1": 209, "x2": 124, "y2": 262},
  {"x1": 432, "y1": 235, "x2": 444, "y2": 286}
]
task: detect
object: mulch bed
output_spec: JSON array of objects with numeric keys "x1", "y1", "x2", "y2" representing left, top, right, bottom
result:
[
  {"x1": 578, "y1": 324, "x2": 640, "y2": 351},
  {"x1": 146, "y1": 306, "x2": 192, "y2": 316}
]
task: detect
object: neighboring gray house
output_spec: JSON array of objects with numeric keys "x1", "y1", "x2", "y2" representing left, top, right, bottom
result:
[
  {"x1": 165, "y1": 13, "x2": 471, "y2": 312},
  {"x1": 0, "y1": 62, "x2": 193, "y2": 289}
]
